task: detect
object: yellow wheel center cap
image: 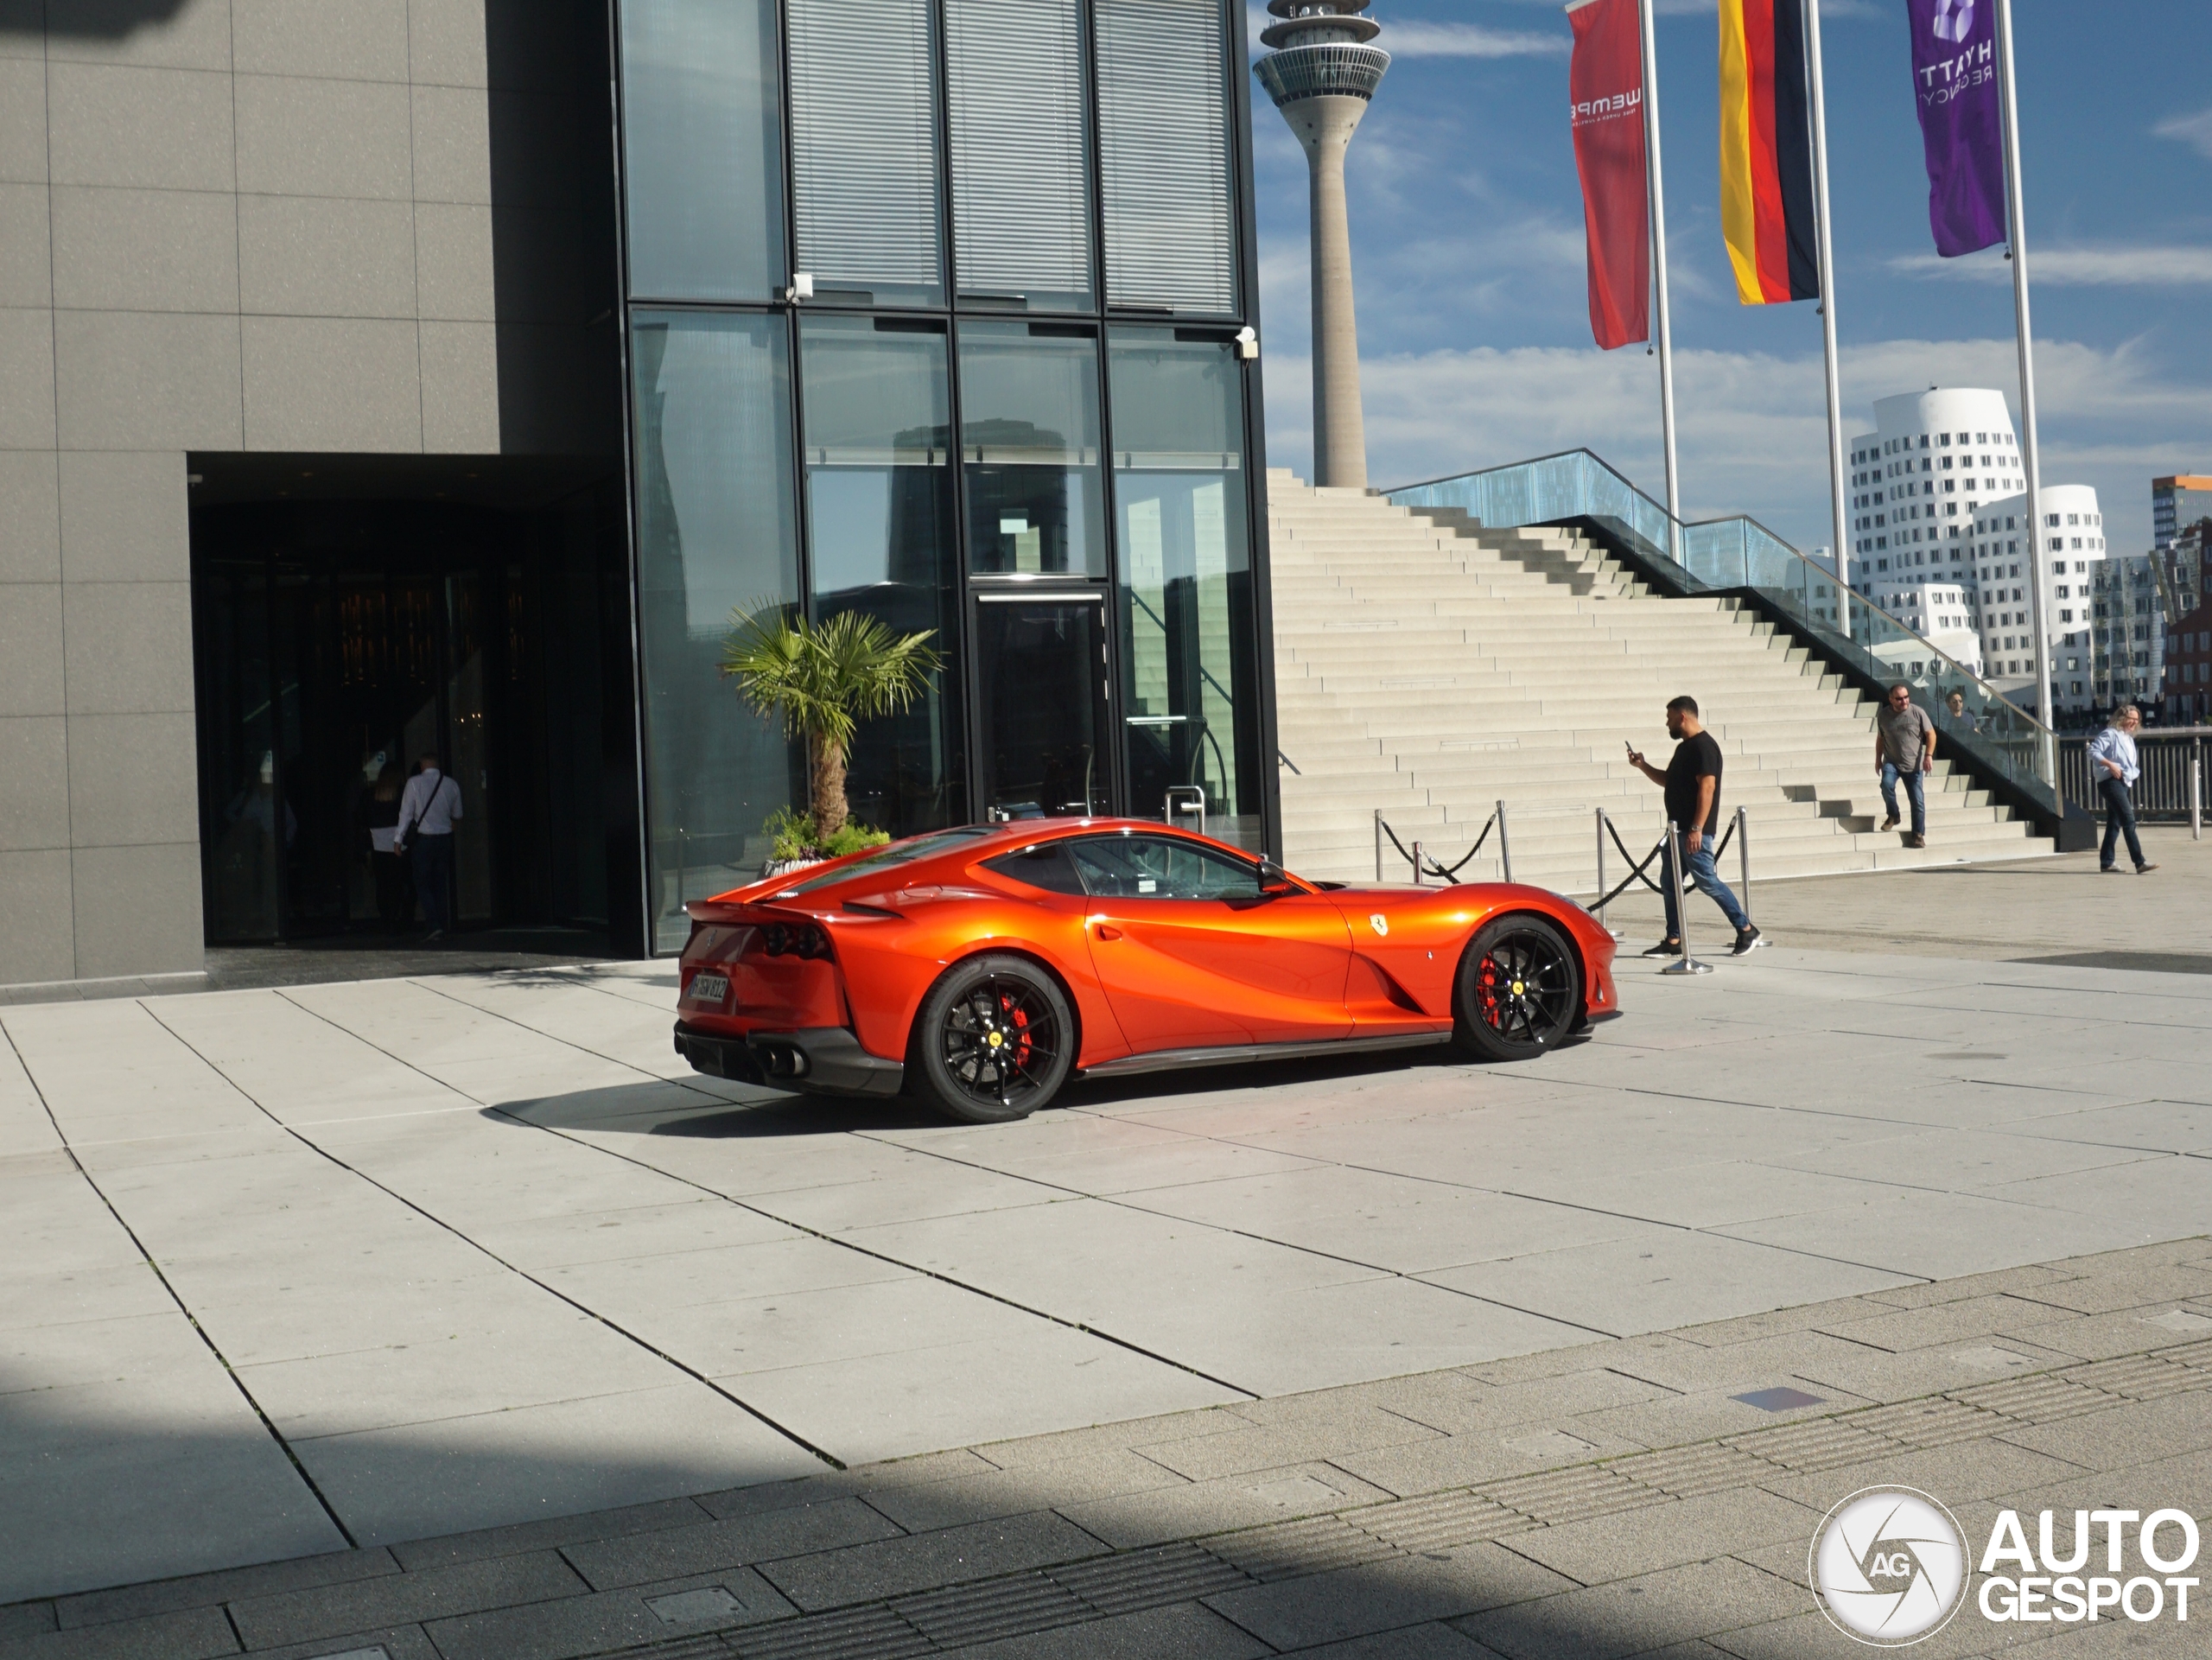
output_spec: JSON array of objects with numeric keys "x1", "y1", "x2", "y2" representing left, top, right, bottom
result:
[
  {"x1": 988, "y1": 1031, "x2": 1003, "y2": 1048},
  {"x1": 1511, "y1": 982, "x2": 1525, "y2": 995}
]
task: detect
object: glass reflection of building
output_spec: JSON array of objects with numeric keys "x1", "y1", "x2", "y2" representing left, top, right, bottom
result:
[{"x1": 616, "y1": 0, "x2": 1277, "y2": 950}]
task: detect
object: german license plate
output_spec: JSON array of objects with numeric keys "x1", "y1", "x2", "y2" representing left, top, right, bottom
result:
[{"x1": 688, "y1": 972, "x2": 730, "y2": 1005}]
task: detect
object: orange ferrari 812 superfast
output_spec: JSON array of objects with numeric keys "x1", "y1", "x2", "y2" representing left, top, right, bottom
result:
[{"x1": 674, "y1": 819, "x2": 1620, "y2": 1123}]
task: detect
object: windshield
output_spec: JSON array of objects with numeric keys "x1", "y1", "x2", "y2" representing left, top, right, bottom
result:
[{"x1": 775, "y1": 828, "x2": 997, "y2": 896}]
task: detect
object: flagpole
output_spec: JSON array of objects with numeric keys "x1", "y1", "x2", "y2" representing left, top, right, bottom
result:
[
  {"x1": 1637, "y1": 0, "x2": 1680, "y2": 562},
  {"x1": 1802, "y1": 0, "x2": 1849, "y2": 639},
  {"x1": 1994, "y1": 0, "x2": 2056, "y2": 769}
]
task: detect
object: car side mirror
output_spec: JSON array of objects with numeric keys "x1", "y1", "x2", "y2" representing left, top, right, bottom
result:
[{"x1": 1257, "y1": 861, "x2": 1296, "y2": 896}]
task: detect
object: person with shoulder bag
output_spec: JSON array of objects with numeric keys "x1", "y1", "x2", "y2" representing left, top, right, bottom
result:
[{"x1": 391, "y1": 754, "x2": 463, "y2": 938}]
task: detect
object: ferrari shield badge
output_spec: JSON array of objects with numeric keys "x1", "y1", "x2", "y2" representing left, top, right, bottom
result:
[{"x1": 1369, "y1": 914, "x2": 1389, "y2": 937}]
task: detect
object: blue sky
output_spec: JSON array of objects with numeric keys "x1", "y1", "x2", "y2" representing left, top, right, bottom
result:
[{"x1": 1246, "y1": 1, "x2": 2212, "y2": 557}]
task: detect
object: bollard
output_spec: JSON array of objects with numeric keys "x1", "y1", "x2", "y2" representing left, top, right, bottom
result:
[
  {"x1": 2195, "y1": 747, "x2": 2203, "y2": 842},
  {"x1": 1410, "y1": 840, "x2": 1424, "y2": 887},
  {"x1": 1659, "y1": 819, "x2": 1714, "y2": 976},
  {"x1": 1496, "y1": 800, "x2": 1514, "y2": 884},
  {"x1": 1736, "y1": 806, "x2": 1752, "y2": 925}
]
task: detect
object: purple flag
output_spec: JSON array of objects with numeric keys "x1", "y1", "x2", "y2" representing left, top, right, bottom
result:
[{"x1": 1905, "y1": 0, "x2": 2006, "y2": 257}]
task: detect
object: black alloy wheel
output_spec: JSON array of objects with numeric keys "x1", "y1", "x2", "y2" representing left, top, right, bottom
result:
[
  {"x1": 911, "y1": 953, "x2": 1075, "y2": 1123},
  {"x1": 1452, "y1": 915, "x2": 1583, "y2": 1062}
]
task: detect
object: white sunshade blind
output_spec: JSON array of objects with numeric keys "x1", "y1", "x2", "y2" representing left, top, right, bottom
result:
[
  {"x1": 787, "y1": 0, "x2": 943, "y2": 293},
  {"x1": 945, "y1": 0, "x2": 1091, "y2": 302},
  {"x1": 1094, "y1": 0, "x2": 1237, "y2": 315}
]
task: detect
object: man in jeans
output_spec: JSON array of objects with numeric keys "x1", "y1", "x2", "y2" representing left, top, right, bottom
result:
[
  {"x1": 1627, "y1": 696, "x2": 1762, "y2": 957},
  {"x1": 1876, "y1": 684, "x2": 1938, "y2": 848},
  {"x1": 2088, "y1": 704, "x2": 2158, "y2": 875}
]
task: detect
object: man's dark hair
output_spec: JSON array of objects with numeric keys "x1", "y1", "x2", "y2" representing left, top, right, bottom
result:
[
  {"x1": 1666, "y1": 696, "x2": 1699, "y2": 716},
  {"x1": 1888, "y1": 683, "x2": 1911, "y2": 698}
]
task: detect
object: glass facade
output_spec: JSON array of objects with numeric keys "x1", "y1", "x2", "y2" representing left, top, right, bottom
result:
[{"x1": 615, "y1": 0, "x2": 1268, "y2": 951}]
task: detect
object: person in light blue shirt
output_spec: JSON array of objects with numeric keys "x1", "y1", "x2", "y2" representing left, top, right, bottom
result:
[{"x1": 2086, "y1": 706, "x2": 2157, "y2": 875}]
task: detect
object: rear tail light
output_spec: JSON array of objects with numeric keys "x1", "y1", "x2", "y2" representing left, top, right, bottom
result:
[{"x1": 757, "y1": 923, "x2": 831, "y2": 960}]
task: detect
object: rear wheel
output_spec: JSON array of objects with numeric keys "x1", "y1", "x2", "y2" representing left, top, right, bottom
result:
[
  {"x1": 911, "y1": 953, "x2": 1074, "y2": 1123},
  {"x1": 1452, "y1": 916, "x2": 1582, "y2": 1062}
]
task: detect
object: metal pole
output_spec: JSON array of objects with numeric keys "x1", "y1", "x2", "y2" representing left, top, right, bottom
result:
[
  {"x1": 1496, "y1": 801, "x2": 1514, "y2": 883},
  {"x1": 1410, "y1": 839, "x2": 1424, "y2": 887},
  {"x1": 1659, "y1": 819, "x2": 1713, "y2": 976},
  {"x1": 1736, "y1": 805, "x2": 1752, "y2": 925},
  {"x1": 1595, "y1": 807, "x2": 1609, "y2": 931},
  {"x1": 1637, "y1": 0, "x2": 1681, "y2": 563},
  {"x1": 2193, "y1": 744, "x2": 2202, "y2": 840},
  {"x1": 1803, "y1": 0, "x2": 1851, "y2": 640},
  {"x1": 1374, "y1": 810, "x2": 1382, "y2": 882},
  {"x1": 1995, "y1": 0, "x2": 2056, "y2": 762}
]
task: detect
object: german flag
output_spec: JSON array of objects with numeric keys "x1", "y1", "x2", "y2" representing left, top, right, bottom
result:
[{"x1": 1719, "y1": 0, "x2": 1819, "y2": 306}]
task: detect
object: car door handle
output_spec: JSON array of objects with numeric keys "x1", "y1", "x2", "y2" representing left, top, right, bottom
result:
[{"x1": 1094, "y1": 925, "x2": 1122, "y2": 941}]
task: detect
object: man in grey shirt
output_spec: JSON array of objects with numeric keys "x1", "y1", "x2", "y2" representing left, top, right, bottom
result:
[{"x1": 1876, "y1": 684, "x2": 1938, "y2": 849}]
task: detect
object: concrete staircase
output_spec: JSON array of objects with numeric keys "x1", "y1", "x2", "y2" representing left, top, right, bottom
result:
[{"x1": 1268, "y1": 471, "x2": 2050, "y2": 891}]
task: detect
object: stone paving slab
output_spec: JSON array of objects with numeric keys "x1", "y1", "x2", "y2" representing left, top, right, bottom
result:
[{"x1": 2, "y1": 1238, "x2": 2207, "y2": 1659}]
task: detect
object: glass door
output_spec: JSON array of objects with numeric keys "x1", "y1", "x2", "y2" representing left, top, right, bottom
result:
[{"x1": 974, "y1": 591, "x2": 1111, "y2": 821}]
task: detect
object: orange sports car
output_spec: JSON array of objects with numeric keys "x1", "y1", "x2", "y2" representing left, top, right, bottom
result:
[{"x1": 674, "y1": 819, "x2": 1620, "y2": 1123}]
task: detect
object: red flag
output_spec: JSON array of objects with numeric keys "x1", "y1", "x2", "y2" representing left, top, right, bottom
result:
[{"x1": 1568, "y1": 0, "x2": 1650, "y2": 350}]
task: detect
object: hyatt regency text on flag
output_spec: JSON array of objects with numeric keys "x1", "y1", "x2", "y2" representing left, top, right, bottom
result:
[{"x1": 1905, "y1": 0, "x2": 2005, "y2": 257}]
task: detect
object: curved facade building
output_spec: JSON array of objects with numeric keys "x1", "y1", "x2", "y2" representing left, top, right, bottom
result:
[{"x1": 1846, "y1": 389, "x2": 2112, "y2": 718}]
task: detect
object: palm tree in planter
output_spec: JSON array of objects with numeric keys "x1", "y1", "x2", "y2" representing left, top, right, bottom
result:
[{"x1": 720, "y1": 605, "x2": 943, "y2": 859}]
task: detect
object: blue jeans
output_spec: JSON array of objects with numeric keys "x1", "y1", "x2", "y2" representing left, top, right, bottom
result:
[
  {"x1": 2099, "y1": 778, "x2": 2145, "y2": 869},
  {"x1": 1880, "y1": 762, "x2": 1927, "y2": 836},
  {"x1": 1662, "y1": 837, "x2": 1751, "y2": 939}
]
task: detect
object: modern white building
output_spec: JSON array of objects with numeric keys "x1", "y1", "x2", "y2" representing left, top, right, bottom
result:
[{"x1": 1846, "y1": 388, "x2": 2107, "y2": 718}]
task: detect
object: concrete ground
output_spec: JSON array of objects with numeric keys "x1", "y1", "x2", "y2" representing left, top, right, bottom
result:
[{"x1": 2, "y1": 829, "x2": 2208, "y2": 1656}]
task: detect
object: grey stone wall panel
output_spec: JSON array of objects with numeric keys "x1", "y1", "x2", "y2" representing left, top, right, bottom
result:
[
  {"x1": 0, "y1": 57, "x2": 46, "y2": 183},
  {"x1": 0, "y1": 849, "x2": 77, "y2": 983},
  {"x1": 235, "y1": 73, "x2": 412, "y2": 199},
  {"x1": 59, "y1": 580, "x2": 194, "y2": 716},
  {"x1": 238, "y1": 194, "x2": 418, "y2": 318},
  {"x1": 43, "y1": 0, "x2": 233, "y2": 72},
  {"x1": 57, "y1": 451, "x2": 189, "y2": 583},
  {"x1": 0, "y1": 305, "x2": 57, "y2": 449},
  {"x1": 0, "y1": 715, "x2": 68, "y2": 851},
  {"x1": 53, "y1": 309, "x2": 244, "y2": 450},
  {"x1": 71, "y1": 840, "x2": 204, "y2": 977},
  {"x1": 232, "y1": 0, "x2": 410, "y2": 84},
  {"x1": 0, "y1": 448, "x2": 60, "y2": 582},
  {"x1": 0, "y1": 181, "x2": 51, "y2": 308},
  {"x1": 0, "y1": 582, "x2": 65, "y2": 716},
  {"x1": 49, "y1": 186, "x2": 241, "y2": 313},
  {"x1": 409, "y1": 84, "x2": 492, "y2": 204},
  {"x1": 412, "y1": 201, "x2": 493, "y2": 321},
  {"x1": 46, "y1": 63, "x2": 235, "y2": 192},
  {"x1": 408, "y1": 0, "x2": 489, "y2": 88},
  {"x1": 417, "y1": 320, "x2": 499, "y2": 453},
  {"x1": 241, "y1": 315, "x2": 423, "y2": 450},
  {"x1": 65, "y1": 710, "x2": 201, "y2": 848}
]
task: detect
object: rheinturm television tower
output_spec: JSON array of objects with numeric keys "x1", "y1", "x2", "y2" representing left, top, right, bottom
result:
[{"x1": 1253, "y1": 2, "x2": 1389, "y2": 490}]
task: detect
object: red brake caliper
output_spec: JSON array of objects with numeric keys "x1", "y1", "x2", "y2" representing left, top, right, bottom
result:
[{"x1": 1478, "y1": 955, "x2": 1503, "y2": 1027}]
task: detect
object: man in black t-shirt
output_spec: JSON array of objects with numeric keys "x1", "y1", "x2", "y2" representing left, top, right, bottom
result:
[{"x1": 1626, "y1": 696, "x2": 1761, "y2": 957}]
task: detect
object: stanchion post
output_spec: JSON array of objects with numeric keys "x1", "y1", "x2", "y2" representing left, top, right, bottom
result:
[
  {"x1": 1410, "y1": 840, "x2": 1424, "y2": 887},
  {"x1": 1659, "y1": 819, "x2": 1713, "y2": 976},
  {"x1": 1496, "y1": 800, "x2": 1513, "y2": 883},
  {"x1": 2193, "y1": 744, "x2": 2202, "y2": 842},
  {"x1": 1595, "y1": 807, "x2": 1608, "y2": 932},
  {"x1": 1736, "y1": 805, "x2": 1752, "y2": 925},
  {"x1": 1374, "y1": 811, "x2": 1383, "y2": 882}
]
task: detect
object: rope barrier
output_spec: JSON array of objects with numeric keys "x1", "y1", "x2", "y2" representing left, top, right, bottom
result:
[
  {"x1": 1593, "y1": 812, "x2": 1739, "y2": 910},
  {"x1": 1374, "y1": 812, "x2": 1497, "y2": 885}
]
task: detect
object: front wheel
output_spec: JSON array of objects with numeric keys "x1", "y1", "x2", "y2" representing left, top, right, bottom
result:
[
  {"x1": 1452, "y1": 915, "x2": 1583, "y2": 1062},
  {"x1": 910, "y1": 953, "x2": 1075, "y2": 1123}
]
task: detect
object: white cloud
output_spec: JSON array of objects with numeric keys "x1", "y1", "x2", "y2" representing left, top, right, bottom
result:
[
  {"x1": 1260, "y1": 335, "x2": 2212, "y2": 555},
  {"x1": 1889, "y1": 246, "x2": 2212, "y2": 286},
  {"x1": 2156, "y1": 108, "x2": 2212, "y2": 161}
]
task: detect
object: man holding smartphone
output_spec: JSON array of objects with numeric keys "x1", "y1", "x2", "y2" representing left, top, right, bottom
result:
[{"x1": 1626, "y1": 696, "x2": 1761, "y2": 957}]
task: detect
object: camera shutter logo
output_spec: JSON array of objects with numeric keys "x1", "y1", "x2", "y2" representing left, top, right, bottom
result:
[
  {"x1": 1931, "y1": 0, "x2": 1975, "y2": 42},
  {"x1": 1810, "y1": 1488, "x2": 1969, "y2": 1646}
]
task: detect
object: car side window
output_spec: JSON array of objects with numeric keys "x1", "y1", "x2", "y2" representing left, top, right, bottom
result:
[
  {"x1": 981, "y1": 843, "x2": 1088, "y2": 896},
  {"x1": 1066, "y1": 836, "x2": 1264, "y2": 900}
]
